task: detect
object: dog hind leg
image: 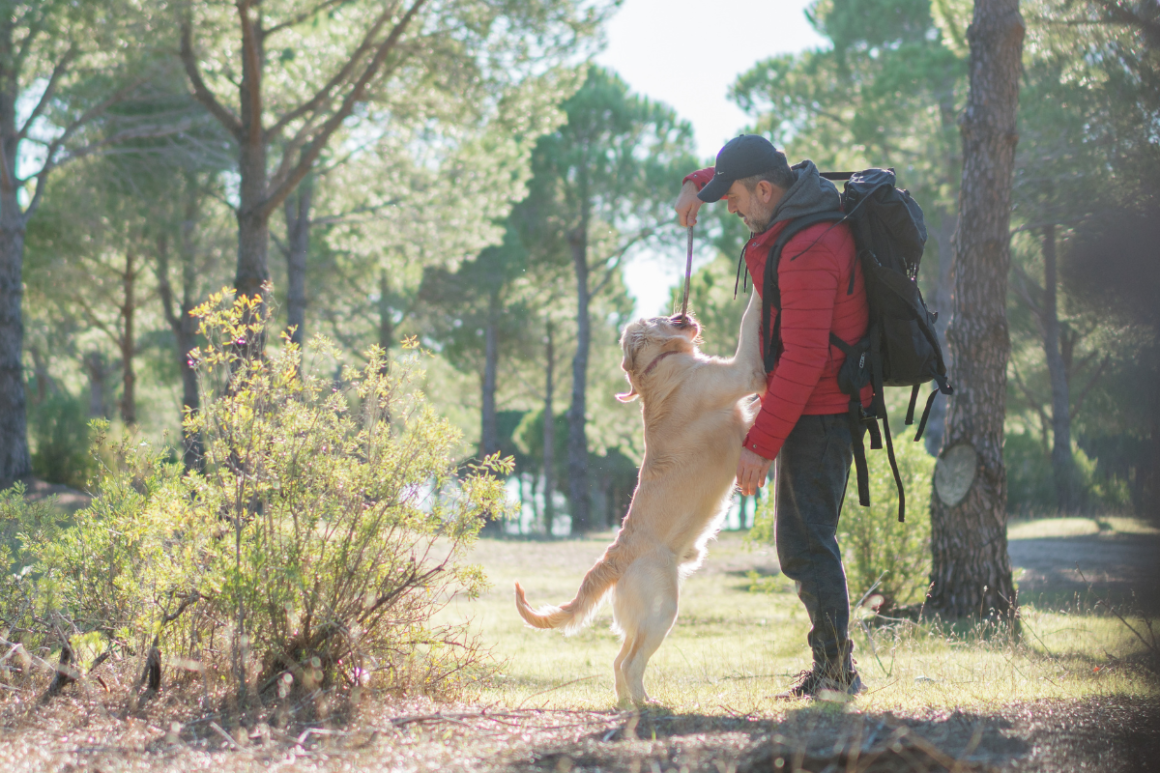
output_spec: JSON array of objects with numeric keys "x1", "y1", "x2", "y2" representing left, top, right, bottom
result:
[{"x1": 612, "y1": 557, "x2": 679, "y2": 705}]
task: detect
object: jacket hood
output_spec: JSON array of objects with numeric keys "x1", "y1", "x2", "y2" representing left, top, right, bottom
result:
[{"x1": 767, "y1": 159, "x2": 842, "y2": 228}]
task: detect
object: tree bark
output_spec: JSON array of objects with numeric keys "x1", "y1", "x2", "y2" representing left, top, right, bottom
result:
[
  {"x1": 119, "y1": 249, "x2": 138, "y2": 426},
  {"x1": 924, "y1": 86, "x2": 962, "y2": 457},
  {"x1": 928, "y1": 0, "x2": 1024, "y2": 620},
  {"x1": 156, "y1": 189, "x2": 204, "y2": 471},
  {"x1": 480, "y1": 291, "x2": 500, "y2": 459},
  {"x1": 543, "y1": 319, "x2": 556, "y2": 536},
  {"x1": 1041, "y1": 223, "x2": 1079, "y2": 512},
  {"x1": 0, "y1": 15, "x2": 29, "y2": 485},
  {"x1": 567, "y1": 199, "x2": 592, "y2": 534},
  {"x1": 378, "y1": 269, "x2": 394, "y2": 352},
  {"x1": 283, "y1": 174, "x2": 312, "y2": 346},
  {"x1": 925, "y1": 206, "x2": 957, "y2": 456},
  {"x1": 0, "y1": 216, "x2": 28, "y2": 487},
  {"x1": 83, "y1": 351, "x2": 113, "y2": 419}
]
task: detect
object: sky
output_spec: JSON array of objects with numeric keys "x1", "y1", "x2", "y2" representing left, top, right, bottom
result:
[{"x1": 594, "y1": 0, "x2": 827, "y2": 317}]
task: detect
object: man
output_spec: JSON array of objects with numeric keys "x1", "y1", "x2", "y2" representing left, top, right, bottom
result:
[{"x1": 674, "y1": 135, "x2": 872, "y2": 699}]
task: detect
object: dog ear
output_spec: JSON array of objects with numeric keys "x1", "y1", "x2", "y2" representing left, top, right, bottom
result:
[{"x1": 615, "y1": 378, "x2": 638, "y2": 402}]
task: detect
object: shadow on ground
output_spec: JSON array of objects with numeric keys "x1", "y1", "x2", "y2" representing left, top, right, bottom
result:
[
  {"x1": 1008, "y1": 530, "x2": 1160, "y2": 614},
  {"x1": 502, "y1": 696, "x2": 1160, "y2": 773}
]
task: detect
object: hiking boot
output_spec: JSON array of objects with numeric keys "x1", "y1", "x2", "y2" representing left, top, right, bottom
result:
[{"x1": 774, "y1": 664, "x2": 864, "y2": 700}]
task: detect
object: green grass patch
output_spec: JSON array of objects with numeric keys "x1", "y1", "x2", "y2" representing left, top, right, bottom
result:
[{"x1": 441, "y1": 529, "x2": 1158, "y2": 716}]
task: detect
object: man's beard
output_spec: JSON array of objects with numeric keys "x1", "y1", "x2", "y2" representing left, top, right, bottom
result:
[{"x1": 742, "y1": 200, "x2": 777, "y2": 234}]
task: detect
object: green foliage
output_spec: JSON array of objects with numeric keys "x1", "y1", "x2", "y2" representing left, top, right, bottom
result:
[
  {"x1": 7, "y1": 290, "x2": 510, "y2": 698},
  {"x1": 751, "y1": 437, "x2": 935, "y2": 608},
  {"x1": 29, "y1": 392, "x2": 95, "y2": 489},
  {"x1": 1005, "y1": 430, "x2": 1134, "y2": 516},
  {"x1": 837, "y1": 439, "x2": 935, "y2": 608}
]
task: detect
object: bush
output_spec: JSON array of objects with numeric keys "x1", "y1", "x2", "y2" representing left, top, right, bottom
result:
[
  {"x1": 8, "y1": 289, "x2": 510, "y2": 702},
  {"x1": 30, "y1": 391, "x2": 95, "y2": 489},
  {"x1": 751, "y1": 434, "x2": 935, "y2": 610}
]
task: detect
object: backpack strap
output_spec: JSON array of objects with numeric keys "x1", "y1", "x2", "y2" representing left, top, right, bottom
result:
[
  {"x1": 760, "y1": 211, "x2": 846, "y2": 371},
  {"x1": 867, "y1": 325, "x2": 906, "y2": 522},
  {"x1": 829, "y1": 332, "x2": 873, "y2": 508}
]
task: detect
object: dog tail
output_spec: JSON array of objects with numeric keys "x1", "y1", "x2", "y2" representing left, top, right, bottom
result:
[{"x1": 515, "y1": 550, "x2": 623, "y2": 635}]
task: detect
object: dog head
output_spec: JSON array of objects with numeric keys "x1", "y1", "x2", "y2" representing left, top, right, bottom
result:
[{"x1": 615, "y1": 313, "x2": 702, "y2": 402}]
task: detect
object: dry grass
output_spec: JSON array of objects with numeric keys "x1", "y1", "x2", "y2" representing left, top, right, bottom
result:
[{"x1": 1, "y1": 518, "x2": 1157, "y2": 772}]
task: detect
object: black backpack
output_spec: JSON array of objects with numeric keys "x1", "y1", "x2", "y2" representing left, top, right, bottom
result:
[{"x1": 740, "y1": 168, "x2": 952, "y2": 522}]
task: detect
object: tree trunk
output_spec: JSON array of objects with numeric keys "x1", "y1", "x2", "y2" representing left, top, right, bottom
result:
[
  {"x1": 0, "y1": 42, "x2": 29, "y2": 486},
  {"x1": 928, "y1": 0, "x2": 1023, "y2": 620},
  {"x1": 284, "y1": 175, "x2": 312, "y2": 346},
  {"x1": 925, "y1": 206, "x2": 957, "y2": 455},
  {"x1": 28, "y1": 344, "x2": 51, "y2": 405},
  {"x1": 1041, "y1": 223, "x2": 1079, "y2": 512},
  {"x1": 924, "y1": 86, "x2": 961, "y2": 457},
  {"x1": 378, "y1": 269, "x2": 394, "y2": 355},
  {"x1": 480, "y1": 291, "x2": 500, "y2": 459},
  {"x1": 567, "y1": 207, "x2": 592, "y2": 534},
  {"x1": 543, "y1": 319, "x2": 556, "y2": 536},
  {"x1": 0, "y1": 219, "x2": 28, "y2": 487},
  {"x1": 119, "y1": 250, "x2": 137, "y2": 426},
  {"x1": 83, "y1": 352, "x2": 113, "y2": 419},
  {"x1": 156, "y1": 197, "x2": 205, "y2": 471},
  {"x1": 236, "y1": 202, "x2": 270, "y2": 303}
]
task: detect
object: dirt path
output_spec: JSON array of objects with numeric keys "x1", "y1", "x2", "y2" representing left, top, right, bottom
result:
[{"x1": 1007, "y1": 529, "x2": 1160, "y2": 613}]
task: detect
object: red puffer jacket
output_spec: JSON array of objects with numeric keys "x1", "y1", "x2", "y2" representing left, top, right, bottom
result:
[{"x1": 686, "y1": 168, "x2": 873, "y2": 461}]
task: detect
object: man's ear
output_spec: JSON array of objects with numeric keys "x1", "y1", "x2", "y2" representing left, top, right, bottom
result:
[{"x1": 755, "y1": 179, "x2": 775, "y2": 205}]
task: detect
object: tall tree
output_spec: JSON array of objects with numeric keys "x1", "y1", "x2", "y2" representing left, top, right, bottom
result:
[
  {"x1": 176, "y1": 0, "x2": 605, "y2": 319},
  {"x1": 927, "y1": 0, "x2": 1024, "y2": 619},
  {"x1": 0, "y1": 1, "x2": 161, "y2": 486},
  {"x1": 1002, "y1": 0, "x2": 1159, "y2": 512},
  {"x1": 525, "y1": 66, "x2": 696, "y2": 532}
]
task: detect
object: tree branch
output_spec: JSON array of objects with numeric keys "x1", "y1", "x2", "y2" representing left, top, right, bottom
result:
[
  {"x1": 259, "y1": 0, "x2": 429, "y2": 219},
  {"x1": 264, "y1": 0, "x2": 356, "y2": 38},
  {"x1": 1010, "y1": 361, "x2": 1051, "y2": 451},
  {"x1": 180, "y1": 17, "x2": 243, "y2": 140},
  {"x1": 589, "y1": 228, "x2": 654, "y2": 299},
  {"x1": 264, "y1": 2, "x2": 400, "y2": 141},
  {"x1": 22, "y1": 80, "x2": 149, "y2": 223},
  {"x1": 1091, "y1": 0, "x2": 1160, "y2": 39},
  {"x1": 154, "y1": 233, "x2": 181, "y2": 332},
  {"x1": 1010, "y1": 262, "x2": 1044, "y2": 324},
  {"x1": 270, "y1": 230, "x2": 288, "y2": 259},
  {"x1": 1070, "y1": 354, "x2": 1111, "y2": 421},
  {"x1": 16, "y1": 45, "x2": 78, "y2": 142}
]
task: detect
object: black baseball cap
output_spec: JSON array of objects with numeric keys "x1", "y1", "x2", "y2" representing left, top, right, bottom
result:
[{"x1": 697, "y1": 135, "x2": 790, "y2": 202}]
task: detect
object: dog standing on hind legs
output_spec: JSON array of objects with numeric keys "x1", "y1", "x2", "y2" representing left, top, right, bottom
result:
[{"x1": 514, "y1": 289, "x2": 766, "y2": 706}]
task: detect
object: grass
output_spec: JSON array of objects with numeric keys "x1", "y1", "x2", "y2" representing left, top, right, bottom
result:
[
  {"x1": 445, "y1": 526, "x2": 1158, "y2": 715},
  {"x1": 1, "y1": 516, "x2": 1157, "y2": 772}
]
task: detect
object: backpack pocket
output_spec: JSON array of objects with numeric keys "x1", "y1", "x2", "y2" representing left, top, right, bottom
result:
[{"x1": 864, "y1": 261, "x2": 946, "y2": 387}]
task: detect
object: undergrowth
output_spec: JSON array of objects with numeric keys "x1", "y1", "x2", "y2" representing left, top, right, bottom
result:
[{"x1": 0, "y1": 288, "x2": 509, "y2": 711}]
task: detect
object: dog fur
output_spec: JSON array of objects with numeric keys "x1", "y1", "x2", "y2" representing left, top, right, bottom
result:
[{"x1": 514, "y1": 288, "x2": 767, "y2": 705}]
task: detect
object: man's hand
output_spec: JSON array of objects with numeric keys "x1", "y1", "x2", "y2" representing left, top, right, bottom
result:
[
  {"x1": 736, "y1": 446, "x2": 773, "y2": 497},
  {"x1": 675, "y1": 179, "x2": 702, "y2": 227}
]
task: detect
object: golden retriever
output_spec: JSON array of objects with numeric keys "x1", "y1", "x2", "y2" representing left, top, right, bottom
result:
[{"x1": 514, "y1": 289, "x2": 766, "y2": 705}]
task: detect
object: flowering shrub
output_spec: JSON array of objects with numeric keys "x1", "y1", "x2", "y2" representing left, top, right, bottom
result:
[{"x1": 3, "y1": 288, "x2": 510, "y2": 701}]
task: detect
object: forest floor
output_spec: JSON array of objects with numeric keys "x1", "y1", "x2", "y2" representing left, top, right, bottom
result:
[{"x1": 1, "y1": 513, "x2": 1158, "y2": 772}]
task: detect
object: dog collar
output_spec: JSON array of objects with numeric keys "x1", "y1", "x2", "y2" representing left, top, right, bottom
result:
[{"x1": 641, "y1": 350, "x2": 679, "y2": 377}]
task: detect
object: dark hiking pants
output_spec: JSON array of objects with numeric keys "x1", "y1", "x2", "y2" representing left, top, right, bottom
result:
[{"x1": 774, "y1": 413, "x2": 855, "y2": 672}]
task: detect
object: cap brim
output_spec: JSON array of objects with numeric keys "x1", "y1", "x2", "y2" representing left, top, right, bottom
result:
[{"x1": 697, "y1": 173, "x2": 732, "y2": 203}]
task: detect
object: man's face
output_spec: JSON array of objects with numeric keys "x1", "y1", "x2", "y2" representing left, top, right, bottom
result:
[{"x1": 725, "y1": 179, "x2": 782, "y2": 234}]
